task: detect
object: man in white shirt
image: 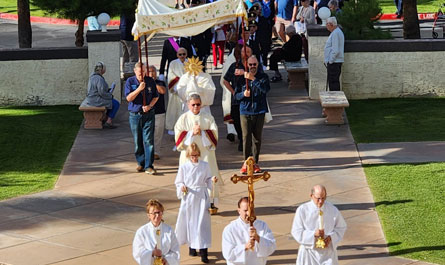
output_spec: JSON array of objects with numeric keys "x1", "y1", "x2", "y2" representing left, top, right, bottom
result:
[
  {"x1": 222, "y1": 197, "x2": 276, "y2": 265},
  {"x1": 324, "y1": 16, "x2": 344, "y2": 91},
  {"x1": 291, "y1": 185, "x2": 347, "y2": 265}
]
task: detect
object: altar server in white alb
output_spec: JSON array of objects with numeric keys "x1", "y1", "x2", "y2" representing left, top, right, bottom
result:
[
  {"x1": 291, "y1": 185, "x2": 347, "y2": 265},
  {"x1": 222, "y1": 197, "x2": 276, "y2": 265},
  {"x1": 133, "y1": 199, "x2": 180, "y2": 265},
  {"x1": 166, "y1": 48, "x2": 188, "y2": 134},
  {"x1": 175, "y1": 143, "x2": 217, "y2": 263},
  {"x1": 174, "y1": 93, "x2": 222, "y2": 201}
]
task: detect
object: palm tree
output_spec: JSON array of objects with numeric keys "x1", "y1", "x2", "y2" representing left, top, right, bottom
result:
[
  {"x1": 403, "y1": 0, "x2": 420, "y2": 39},
  {"x1": 18, "y1": 0, "x2": 32, "y2": 48}
]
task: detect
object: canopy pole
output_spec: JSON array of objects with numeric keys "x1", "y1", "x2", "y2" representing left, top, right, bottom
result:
[
  {"x1": 241, "y1": 17, "x2": 249, "y2": 91},
  {"x1": 137, "y1": 37, "x2": 147, "y2": 106},
  {"x1": 144, "y1": 35, "x2": 150, "y2": 76}
]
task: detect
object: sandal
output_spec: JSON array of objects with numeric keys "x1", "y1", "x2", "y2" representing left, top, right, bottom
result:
[{"x1": 270, "y1": 76, "x2": 282, "y2": 83}]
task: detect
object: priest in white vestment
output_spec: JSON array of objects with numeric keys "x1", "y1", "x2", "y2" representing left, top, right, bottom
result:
[
  {"x1": 222, "y1": 197, "x2": 276, "y2": 265},
  {"x1": 133, "y1": 199, "x2": 180, "y2": 265},
  {"x1": 291, "y1": 185, "x2": 347, "y2": 265},
  {"x1": 175, "y1": 143, "x2": 217, "y2": 263},
  {"x1": 166, "y1": 48, "x2": 188, "y2": 132},
  {"x1": 174, "y1": 93, "x2": 222, "y2": 202}
]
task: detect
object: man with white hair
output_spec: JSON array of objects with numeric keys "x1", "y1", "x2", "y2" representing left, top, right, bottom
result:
[
  {"x1": 324, "y1": 17, "x2": 344, "y2": 91},
  {"x1": 291, "y1": 185, "x2": 347, "y2": 265}
]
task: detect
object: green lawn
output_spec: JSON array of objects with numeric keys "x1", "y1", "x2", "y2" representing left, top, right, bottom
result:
[
  {"x1": 0, "y1": 0, "x2": 51, "y2": 18},
  {"x1": 0, "y1": 106, "x2": 83, "y2": 201},
  {"x1": 378, "y1": 0, "x2": 442, "y2": 14},
  {"x1": 364, "y1": 163, "x2": 445, "y2": 264},
  {"x1": 346, "y1": 98, "x2": 445, "y2": 143}
]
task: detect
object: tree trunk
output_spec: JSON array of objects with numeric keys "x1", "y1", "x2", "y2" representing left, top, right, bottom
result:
[
  {"x1": 17, "y1": 0, "x2": 32, "y2": 48},
  {"x1": 75, "y1": 18, "x2": 85, "y2": 47},
  {"x1": 403, "y1": 0, "x2": 420, "y2": 39}
]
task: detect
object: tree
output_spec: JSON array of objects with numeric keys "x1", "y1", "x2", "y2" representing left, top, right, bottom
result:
[
  {"x1": 402, "y1": 0, "x2": 420, "y2": 39},
  {"x1": 30, "y1": 0, "x2": 134, "y2": 47},
  {"x1": 18, "y1": 0, "x2": 32, "y2": 48},
  {"x1": 337, "y1": 0, "x2": 391, "y2": 40}
]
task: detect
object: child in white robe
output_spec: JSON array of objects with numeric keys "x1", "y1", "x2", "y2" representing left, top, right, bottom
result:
[{"x1": 175, "y1": 143, "x2": 217, "y2": 263}]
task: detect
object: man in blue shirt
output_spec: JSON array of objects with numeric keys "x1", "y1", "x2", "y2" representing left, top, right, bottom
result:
[
  {"x1": 235, "y1": 56, "x2": 270, "y2": 174},
  {"x1": 275, "y1": 0, "x2": 298, "y2": 42},
  {"x1": 125, "y1": 63, "x2": 160, "y2": 175}
]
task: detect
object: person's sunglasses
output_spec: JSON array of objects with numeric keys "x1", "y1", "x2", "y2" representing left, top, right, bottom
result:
[
  {"x1": 249, "y1": 63, "x2": 257, "y2": 66},
  {"x1": 178, "y1": 53, "x2": 186, "y2": 56},
  {"x1": 191, "y1": 103, "x2": 201, "y2": 107}
]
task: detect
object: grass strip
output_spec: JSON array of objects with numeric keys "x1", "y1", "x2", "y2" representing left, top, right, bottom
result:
[
  {"x1": 364, "y1": 163, "x2": 445, "y2": 264},
  {"x1": 0, "y1": 105, "x2": 82, "y2": 201},
  {"x1": 346, "y1": 98, "x2": 445, "y2": 143}
]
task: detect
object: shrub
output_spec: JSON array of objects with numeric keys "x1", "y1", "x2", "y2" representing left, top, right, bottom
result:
[{"x1": 337, "y1": 0, "x2": 392, "y2": 40}]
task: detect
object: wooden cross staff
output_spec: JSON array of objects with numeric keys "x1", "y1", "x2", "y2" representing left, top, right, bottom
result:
[{"x1": 231, "y1": 157, "x2": 271, "y2": 226}]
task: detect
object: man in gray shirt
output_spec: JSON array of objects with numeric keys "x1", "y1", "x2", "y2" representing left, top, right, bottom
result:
[{"x1": 324, "y1": 17, "x2": 344, "y2": 91}]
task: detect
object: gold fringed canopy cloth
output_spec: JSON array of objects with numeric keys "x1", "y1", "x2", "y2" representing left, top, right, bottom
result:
[{"x1": 132, "y1": 0, "x2": 247, "y2": 40}]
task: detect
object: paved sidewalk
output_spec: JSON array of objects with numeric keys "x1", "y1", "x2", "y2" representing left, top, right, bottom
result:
[{"x1": 0, "y1": 77, "x2": 435, "y2": 265}]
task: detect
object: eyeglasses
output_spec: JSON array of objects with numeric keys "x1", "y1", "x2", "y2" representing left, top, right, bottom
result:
[
  {"x1": 178, "y1": 53, "x2": 186, "y2": 56},
  {"x1": 312, "y1": 195, "x2": 326, "y2": 201},
  {"x1": 190, "y1": 154, "x2": 199, "y2": 157},
  {"x1": 191, "y1": 103, "x2": 201, "y2": 107},
  {"x1": 248, "y1": 63, "x2": 257, "y2": 66},
  {"x1": 149, "y1": 211, "x2": 163, "y2": 216}
]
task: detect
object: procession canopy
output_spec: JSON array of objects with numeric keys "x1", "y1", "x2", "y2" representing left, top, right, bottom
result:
[{"x1": 132, "y1": 0, "x2": 247, "y2": 40}]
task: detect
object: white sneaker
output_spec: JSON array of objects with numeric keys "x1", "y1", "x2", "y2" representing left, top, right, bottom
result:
[
  {"x1": 167, "y1": 130, "x2": 175, "y2": 135},
  {"x1": 145, "y1": 167, "x2": 157, "y2": 175}
]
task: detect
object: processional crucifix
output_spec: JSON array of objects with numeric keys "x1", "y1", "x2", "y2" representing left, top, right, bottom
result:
[{"x1": 231, "y1": 157, "x2": 271, "y2": 247}]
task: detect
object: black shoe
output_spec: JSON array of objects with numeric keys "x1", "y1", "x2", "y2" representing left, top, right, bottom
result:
[
  {"x1": 175, "y1": 3, "x2": 179, "y2": 8},
  {"x1": 103, "y1": 122, "x2": 117, "y2": 129},
  {"x1": 200, "y1": 249, "x2": 209, "y2": 263},
  {"x1": 226, "y1": 133, "x2": 235, "y2": 142},
  {"x1": 181, "y1": 3, "x2": 186, "y2": 8},
  {"x1": 189, "y1": 247, "x2": 197, "y2": 257}
]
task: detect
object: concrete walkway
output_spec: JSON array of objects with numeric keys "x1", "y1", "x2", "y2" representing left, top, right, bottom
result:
[{"x1": 0, "y1": 76, "x2": 436, "y2": 265}]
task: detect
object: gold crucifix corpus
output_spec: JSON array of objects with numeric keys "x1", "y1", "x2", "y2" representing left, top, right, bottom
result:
[{"x1": 230, "y1": 157, "x2": 271, "y2": 226}]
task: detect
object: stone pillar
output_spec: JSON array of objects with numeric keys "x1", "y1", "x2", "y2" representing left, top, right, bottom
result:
[
  {"x1": 307, "y1": 25, "x2": 330, "y2": 99},
  {"x1": 86, "y1": 30, "x2": 122, "y2": 103}
]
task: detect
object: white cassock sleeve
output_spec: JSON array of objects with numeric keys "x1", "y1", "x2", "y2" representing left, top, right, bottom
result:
[
  {"x1": 164, "y1": 232, "x2": 180, "y2": 265},
  {"x1": 174, "y1": 164, "x2": 186, "y2": 199},
  {"x1": 255, "y1": 222, "x2": 276, "y2": 258},
  {"x1": 222, "y1": 225, "x2": 248, "y2": 264},
  {"x1": 326, "y1": 208, "x2": 347, "y2": 247},
  {"x1": 133, "y1": 229, "x2": 154, "y2": 265},
  {"x1": 291, "y1": 207, "x2": 316, "y2": 248}
]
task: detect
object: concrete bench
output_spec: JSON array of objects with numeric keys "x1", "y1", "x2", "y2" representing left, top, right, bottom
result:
[
  {"x1": 79, "y1": 100, "x2": 106, "y2": 129},
  {"x1": 319, "y1": 91, "x2": 349, "y2": 125},
  {"x1": 283, "y1": 58, "x2": 308, "y2": 90}
]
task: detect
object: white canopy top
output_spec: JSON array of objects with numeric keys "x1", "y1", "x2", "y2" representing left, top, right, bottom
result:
[{"x1": 132, "y1": 0, "x2": 246, "y2": 40}]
